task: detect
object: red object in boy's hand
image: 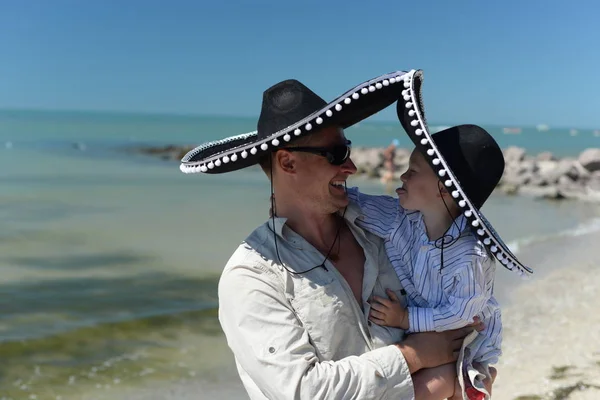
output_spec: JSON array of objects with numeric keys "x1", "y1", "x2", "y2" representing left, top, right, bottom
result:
[{"x1": 465, "y1": 387, "x2": 486, "y2": 400}]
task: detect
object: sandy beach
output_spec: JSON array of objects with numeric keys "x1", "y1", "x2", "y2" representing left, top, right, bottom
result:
[
  {"x1": 97, "y1": 223, "x2": 600, "y2": 400},
  {"x1": 492, "y1": 230, "x2": 600, "y2": 399}
]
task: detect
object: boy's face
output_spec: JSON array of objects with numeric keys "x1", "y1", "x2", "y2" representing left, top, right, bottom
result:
[{"x1": 396, "y1": 149, "x2": 442, "y2": 211}]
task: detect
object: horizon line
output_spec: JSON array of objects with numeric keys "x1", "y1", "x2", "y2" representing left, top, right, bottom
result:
[{"x1": 0, "y1": 107, "x2": 593, "y2": 131}]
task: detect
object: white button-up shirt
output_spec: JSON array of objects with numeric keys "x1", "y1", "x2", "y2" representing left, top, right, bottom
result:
[{"x1": 218, "y1": 201, "x2": 415, "y2": 399}]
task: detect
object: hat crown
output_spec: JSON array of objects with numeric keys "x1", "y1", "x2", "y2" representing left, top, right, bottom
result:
[
  {"x1": 257, "y1": 80, "x2": 327, "y2": 140},
  {"x1": 433, "y1": 125, "x2": 505, "y2": 208}
]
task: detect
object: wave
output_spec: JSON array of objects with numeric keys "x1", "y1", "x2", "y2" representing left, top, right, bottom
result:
[{"x1": 506, "y1": 217, "x2": 600, "y2": 254}]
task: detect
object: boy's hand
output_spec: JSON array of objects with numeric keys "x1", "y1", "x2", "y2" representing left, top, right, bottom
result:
[{"x1": 369, "y1": 289, "x2": 409, "y2": 329}]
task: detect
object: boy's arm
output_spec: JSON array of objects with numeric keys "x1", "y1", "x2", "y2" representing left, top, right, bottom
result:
[
  {"x1": 346, "y1": 186, "x2": 404, "y2": 238},
  {"x1": 406, "y1": 256, "x2": 493, "y2": 333}
]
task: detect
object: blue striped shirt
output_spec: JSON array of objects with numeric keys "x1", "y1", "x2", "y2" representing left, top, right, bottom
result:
[{"x1": 348, "y1": 187, "x2": 502, "y2": 364}]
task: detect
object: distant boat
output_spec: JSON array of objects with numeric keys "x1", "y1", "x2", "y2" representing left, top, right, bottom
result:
[
  {"x1": 536, "y1": 124, "x2": 550, "y2": 132},
  {"x1": 569, "y1": 129, "x2": 578, "y2": 136},
  {"x1": 503, "y1": 127, "x2": 522, "y2": 135}
]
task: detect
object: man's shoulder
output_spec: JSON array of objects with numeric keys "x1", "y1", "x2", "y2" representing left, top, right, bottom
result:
[{"x1": 222, "y1": 222, "x2": 277, "y2": 276}]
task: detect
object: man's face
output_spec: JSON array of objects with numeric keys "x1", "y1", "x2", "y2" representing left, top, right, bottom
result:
[
  {"x1": 290, "y1": 126, "x2": 357, "y2": 213},
  {"x1": 396, "y1": 149, "x2": 441, "y2": 211}
]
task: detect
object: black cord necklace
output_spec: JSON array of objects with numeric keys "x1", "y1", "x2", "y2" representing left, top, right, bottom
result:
[{"x1": 433, "y1": 182, "x2": 464, "y2": 273}]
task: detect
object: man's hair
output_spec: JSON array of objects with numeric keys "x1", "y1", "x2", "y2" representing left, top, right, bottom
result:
[{"x1": 258, "y1": 134, "x2": 317, "y2": 179}]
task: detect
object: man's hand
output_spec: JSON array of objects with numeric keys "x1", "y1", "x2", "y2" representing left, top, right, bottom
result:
[
  {"x1": 369, "y1": 289, "x2": 408, "y2": 329},
  {"x1": 484, "y1": 366, "x2": 497, "y2": 396},
  {"x1": 449, "y1": 365, "x2": 497, "y2": 400},
  {"x1": 396, "y1": 319, "x2": 484, "y2": 374}
]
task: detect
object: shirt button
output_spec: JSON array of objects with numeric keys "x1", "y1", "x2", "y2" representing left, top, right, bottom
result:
[{"x1": 269, "y1": 347, "x2": 275, "y2": 354}]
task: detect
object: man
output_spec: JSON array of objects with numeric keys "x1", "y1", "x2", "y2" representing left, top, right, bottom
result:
[{"x1": 179, "y1": 71, "x2": 491, "y2": 399}]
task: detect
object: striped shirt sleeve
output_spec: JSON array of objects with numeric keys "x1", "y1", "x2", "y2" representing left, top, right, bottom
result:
[
  {"x1": 407, "y1": 254, "x2": 493, "y2": 333},
  {"x1": 346, "y1": 187, "x2": 402, "y2": 239}
]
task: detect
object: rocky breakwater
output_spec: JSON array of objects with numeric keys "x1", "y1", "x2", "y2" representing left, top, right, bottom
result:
[
  {"x1": 350, "y1": 146, "x2": 600, "y2": 202},
  {"x1": 131, "y1": 144, "x2": 600, "y2": 202}
]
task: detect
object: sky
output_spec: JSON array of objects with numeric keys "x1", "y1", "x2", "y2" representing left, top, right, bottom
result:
[{"x1": 1, "y1": 0, "x2": 599, "y2": 128}]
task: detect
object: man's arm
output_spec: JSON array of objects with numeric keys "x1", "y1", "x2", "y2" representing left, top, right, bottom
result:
[{"x1": 218, "y1": 262, "x2": 414, "y2": 399}]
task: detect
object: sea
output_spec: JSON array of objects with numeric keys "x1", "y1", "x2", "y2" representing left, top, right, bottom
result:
[{"x1": 1, "y1": 109, "x2": 600, "y2": 399}]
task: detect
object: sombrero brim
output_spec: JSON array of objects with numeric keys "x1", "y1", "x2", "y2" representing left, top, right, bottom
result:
[
  {"x1": 397, "y1": 70, "x2": 533, "y2": 276},
  {"x1": 180, "y1": 70, "x2": 411, "y2": 174}
]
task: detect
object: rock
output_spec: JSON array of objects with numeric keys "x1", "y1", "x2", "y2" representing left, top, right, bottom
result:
[
  {"x1": 504, "y1": 146, "x2": 526, "y2": 164},
  {"x1": 571, "y1": 160, "x2": 591, "y2": 181},
  {"x1": 129, "y1": 142, "x2": 600, "y2": 204},
  {"x1": 500, "y1": 183, "x2": 520, "y2": 195},
  {"x1": 556, "y1": 175, "x2": 588, "y2": 200},
  {"x1": 536, "y1": 160, "x2": 558, "y2": 176},
  {"x1": 502, "y1": 160, "x2": 537, "y2": 186},
  {"x1": 578, "y1": 148, "x2": 600, "y2": 172},
  {"x1": 519, "y1": 185, "x2": 565, "y2": 200},
  {"x1": 352, "y1": 147, "x2": 383, "y2": 175},
  {"x1": 536, "y1": 151, "x2": 557, "y2": 161},
  {"x1": 393, "y1": 148, "x2": 411, "y2": 170},
  {"x1": 534, "y1": 160, "x2": 559, "y2": 185},
  {"x1": 588, "y1": 172, "x2": 600, "y2": 191},
  {"x1": 534, "y1": 159, "x2": 575, "y2": 185},
  {"x1": 130, "y1": 145, "x2": 195, "y2": 161}
]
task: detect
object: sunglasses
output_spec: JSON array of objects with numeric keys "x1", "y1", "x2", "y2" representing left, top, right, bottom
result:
[{"x1": 283, "y1": 140, "x2": 352, "y2": 165}]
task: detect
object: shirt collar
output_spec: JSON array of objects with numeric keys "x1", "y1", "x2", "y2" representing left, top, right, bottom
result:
[{"x1": 267, "y1": 201, "x2": 364, "y2": 241}]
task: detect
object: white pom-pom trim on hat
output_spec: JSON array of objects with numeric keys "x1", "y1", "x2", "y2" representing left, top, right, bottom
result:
[
  {"x1": 180, "y1": 71, "x2": 415, "y2": 181},
  {"x1": 400, "y1": 69, "x2": 533, "y2": 276}
]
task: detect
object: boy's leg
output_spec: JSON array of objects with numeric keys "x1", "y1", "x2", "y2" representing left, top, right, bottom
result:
[{"x1": 412, "y1": 362, "x2": 456, "y2": 400}]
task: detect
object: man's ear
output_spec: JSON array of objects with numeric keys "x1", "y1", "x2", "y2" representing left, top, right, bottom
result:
[{"x1": 276, "y1": 150, "x2": 296, "y2": 174}]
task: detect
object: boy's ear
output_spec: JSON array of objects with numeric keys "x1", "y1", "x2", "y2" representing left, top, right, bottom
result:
[{"x1": 437, "y1": 182, "x2": 450, "y2": 196}]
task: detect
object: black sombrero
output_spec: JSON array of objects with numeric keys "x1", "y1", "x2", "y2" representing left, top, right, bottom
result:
[
  {"x1": 397, "y1": 70, "x2": 533, "y2": 276},
  {"x1": 180, "y1": 71, "x2": 411, "y2": 174}
]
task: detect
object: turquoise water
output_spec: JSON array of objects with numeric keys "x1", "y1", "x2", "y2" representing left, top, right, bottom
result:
[
  {"x1": 2, "y1": 109, "x2": 599, "y2": 155},
  {"x1": 2, "y1": 109, "x2": 600, "y2": 398}
]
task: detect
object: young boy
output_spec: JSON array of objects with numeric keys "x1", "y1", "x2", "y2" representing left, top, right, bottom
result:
[{"x1": 348, "y1": 125, "x2": 508, "y2": 400}]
